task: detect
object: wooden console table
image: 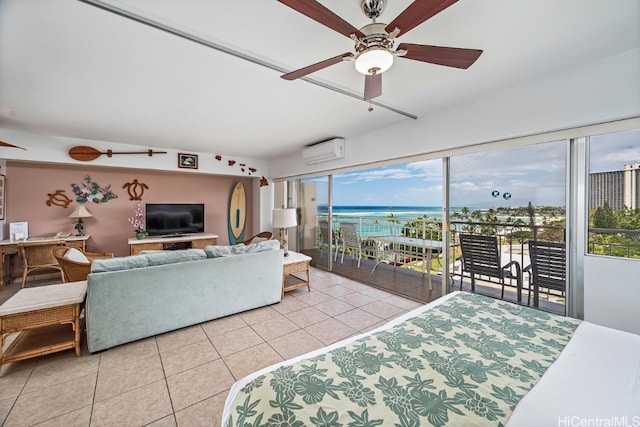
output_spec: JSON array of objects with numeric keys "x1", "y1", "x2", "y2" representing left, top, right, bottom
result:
[
  {"x1": 0, "y1": 281, "x2": 87, "y2": 370},
  {"x1": 128, "y1": 233, "x2": 218, "y2": 255},
  {"x1": 0, "y1": 235, "x2": 90, "y2": 286},
  {"x1": 282, "y1": 251, "x2": 312, "y2": 297}
]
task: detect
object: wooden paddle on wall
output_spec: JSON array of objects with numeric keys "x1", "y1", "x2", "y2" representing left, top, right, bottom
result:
[
  {"x1": 68, "y1": 145, "x2": 167, "y2": 161},
  {"x1": 0, "y1": 140, "x2": 26, "y2": 150}
]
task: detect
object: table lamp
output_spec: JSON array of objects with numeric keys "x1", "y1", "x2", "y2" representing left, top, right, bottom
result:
[
  {"x1": 272, "y1": 208, "x2": 297, "y2": 256},
  {"x1": 69, "y1": 205, "x2": 93, "y2": 236}
]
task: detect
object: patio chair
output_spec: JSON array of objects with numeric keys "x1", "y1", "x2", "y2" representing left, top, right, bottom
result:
[
  {"x1": 524, "y1": 240, "x2": 566, "y2": 307},
  {"x1": 318, "y1": 220, "x2": 339, "y2": 262},
  {"x1": 338, "y1": 222, "x2": 363, "y2": 268},
  {"x1": 458, "y1": 234, "x2": 523, "y2": 302},
  {"x1": 52, "y1": 246, "x2": 114, "y2": 282},
  {"x1": 17, "y1": 241, "x2": 66, "y2": 287}
]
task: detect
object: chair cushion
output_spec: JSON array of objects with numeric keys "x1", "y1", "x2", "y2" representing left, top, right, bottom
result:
[{"x1": 64, "y1": 247, "x2": 90, "y2": 264}]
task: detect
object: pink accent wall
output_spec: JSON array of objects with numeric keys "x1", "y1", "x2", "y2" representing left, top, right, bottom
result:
[{"x1": 6, "y1": 162, "x2": 254, "y2": 256}]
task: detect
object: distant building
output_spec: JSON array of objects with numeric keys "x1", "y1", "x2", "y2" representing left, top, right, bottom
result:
[
  {"x1": 624, "y1": 164, "x2": 640, "y2": 209},
  {"x1": 590, "y1": 163, "x2": 640, "y2": 209}
]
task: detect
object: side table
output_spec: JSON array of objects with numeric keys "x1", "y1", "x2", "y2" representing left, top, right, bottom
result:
[
  {"x1": 282, "y1": 251, "x2": 312, "y2": 297},
  {"x1": 0, "y1": 281, "x2": 87, "y2": 370}
]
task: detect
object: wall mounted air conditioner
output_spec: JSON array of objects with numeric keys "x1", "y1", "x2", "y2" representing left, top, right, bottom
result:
[{"x1": 303, "y1": 138, "x2": 345, "y2": 164}]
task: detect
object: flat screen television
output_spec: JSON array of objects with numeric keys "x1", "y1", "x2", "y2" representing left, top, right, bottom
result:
[{"x1": 145, "y1": 203, "x2": 204, "y2": 236}]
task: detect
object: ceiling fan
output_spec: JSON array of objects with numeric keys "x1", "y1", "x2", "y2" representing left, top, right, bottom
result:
[{"x1": 278, "y1": 0, "x2": 483, "y2": 101}]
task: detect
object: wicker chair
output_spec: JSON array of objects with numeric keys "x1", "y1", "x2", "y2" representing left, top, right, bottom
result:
[
  {"x1": 52, "y1": 246, "x2": 114, "y2": 282},
  {"x1": 17, "y1": 241, "x2": 66, "y2": 288},
  {"x1": 241, "y1": 231, "x2": 273, "y2": 245}
]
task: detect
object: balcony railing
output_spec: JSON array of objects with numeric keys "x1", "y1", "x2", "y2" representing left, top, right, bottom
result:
[
  {"x1": 588, "y1": 227, "x2": 640, "y2": 258},
  {"x1": 314, "y1": 214, "x2": 640, "y2": 262},
  {"x1": 316, "y1": 215, "x2": 565, "y2": 265},
  {"x1": 309, "y1": 214, "x2": 635, "y2": 308}
]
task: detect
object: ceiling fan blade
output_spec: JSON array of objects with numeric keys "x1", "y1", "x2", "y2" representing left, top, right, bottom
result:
[
  {"x1": 397, "y1": 43, "x2": 482, "y2": 69},
  {"x1": 385, "y1": 0, "x2": 459, "y2": 37},
  {"x1": 278, "y1": 0, "x2": 364, "y2": 39},
  {"x1": 364, "y1": 73, "x2": 382, "y2": 101},
  {"x1": 281, "y1": 52, "x2": 353, "y2": 80}
]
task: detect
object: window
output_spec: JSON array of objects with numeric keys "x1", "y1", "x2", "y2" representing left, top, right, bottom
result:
[{"x1": 588, "y1": 129, "x2": 640, "y2": 259}]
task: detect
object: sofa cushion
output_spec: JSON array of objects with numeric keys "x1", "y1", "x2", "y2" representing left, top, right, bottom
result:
[
  {"x1": 144, "y1": 249, "x2": 207, "y2": 266},
  {"x1": 91, "y1": 249, "x2": 208, "y2": 273},
  {"x1": 65, "y1": 247, "x2": 90, "y2": 263},
  {"x1": 91, "y1": 254, "x2": 150, "y2": 273},
  {"x1": 204, "y1": 239, "x2": 280, "y2": 258}
]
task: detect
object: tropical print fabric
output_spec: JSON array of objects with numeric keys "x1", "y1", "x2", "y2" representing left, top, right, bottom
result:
[{"x1": 227, "y1": 292, "x2": 580, "y2": 427}]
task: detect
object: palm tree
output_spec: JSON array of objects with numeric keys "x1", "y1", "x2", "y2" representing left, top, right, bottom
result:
[
  {"x1": 527, "y1": 201, "x2": 536, "y2": 226},
  {"x1": 461, "y1": 207, "x2": 470, "y2": 220}
]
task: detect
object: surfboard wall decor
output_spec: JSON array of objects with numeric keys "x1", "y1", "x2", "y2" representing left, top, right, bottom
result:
[{"x1": 228, "y1": 181, "x2": 247, "y2": 245}]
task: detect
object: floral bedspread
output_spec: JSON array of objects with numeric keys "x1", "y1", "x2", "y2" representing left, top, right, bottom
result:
[{"x1": 226, "y1": 292, "x2": 580, "y2": 427}]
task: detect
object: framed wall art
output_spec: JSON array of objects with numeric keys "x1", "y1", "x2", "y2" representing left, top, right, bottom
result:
[{"x1": 178, "y1": 153, "x2": 198, "y2": 169}]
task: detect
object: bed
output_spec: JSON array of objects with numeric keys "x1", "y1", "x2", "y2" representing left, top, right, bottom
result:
[{"x1": 222, "y1": 291, "x2": 640, "y2": 426}]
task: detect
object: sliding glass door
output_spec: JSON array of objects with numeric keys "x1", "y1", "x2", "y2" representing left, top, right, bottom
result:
[
  {"x1": 298, "y1": 176, "x2": 331, "y2": 269},
  {"x1": 449, "y1": 140, "x2": 567, "y2": 314}
]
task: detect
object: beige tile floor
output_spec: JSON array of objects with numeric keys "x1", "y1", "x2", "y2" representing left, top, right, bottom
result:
[{"x1": 0, "y1": 268, "x2": 423, "y2": 426}]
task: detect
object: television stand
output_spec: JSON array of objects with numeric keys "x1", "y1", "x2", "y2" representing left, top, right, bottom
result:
[
  {"x1": 163, "y1": 241, "x2": 190, "y2": 251},
  {"x1": 128, "y1": 233, "x2": 218, "y2": 255}
]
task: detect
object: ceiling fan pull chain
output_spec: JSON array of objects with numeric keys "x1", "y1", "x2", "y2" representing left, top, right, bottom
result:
[{"x1": 368, "y1": 100, "x2": 374, "y2": 112}]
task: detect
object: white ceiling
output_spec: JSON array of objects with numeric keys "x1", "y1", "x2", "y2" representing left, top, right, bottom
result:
[{"x1": 0, "y1": 0, "x2": 638, "y2": 160}]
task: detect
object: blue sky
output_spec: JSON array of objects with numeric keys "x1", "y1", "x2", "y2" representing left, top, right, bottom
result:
[{"x1": 308, "y1": 128, "x2": 640, "y2": 208}]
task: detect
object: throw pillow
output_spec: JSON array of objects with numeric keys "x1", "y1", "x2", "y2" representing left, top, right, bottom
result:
[
  {"x1": 204, "y1": 245, "x2": 243, "y2": 258},
  {"x1": 204, "y1": 239, "x2": 280, "y2": 258},
  {"x1": 64, "y1": 247, "x2": 89, "y2": 263},
  {"x1": 245, "y1": 239, "x2": 281, "y2": 253},
  {"x1": 249, "y1": 236, "x2": 268, "y2": 244}
]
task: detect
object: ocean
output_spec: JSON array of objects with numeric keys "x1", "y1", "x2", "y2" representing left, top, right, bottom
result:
[
  {"x1": 315, "y1": 205, "x2": 544, "y2": 237},
  {"x1": 318, "y1": 206, "x2": 450, "y2": 237},
  {"x1": 320, "y1": 205, "x2": 452, "y2": 220}
]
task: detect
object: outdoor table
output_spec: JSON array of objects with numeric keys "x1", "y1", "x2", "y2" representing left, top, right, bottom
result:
[{"x1": 370, "y1": 235, "x2": 453, "y2": 290}]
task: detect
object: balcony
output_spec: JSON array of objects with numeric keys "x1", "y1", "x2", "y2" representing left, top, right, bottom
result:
[{"x1": 302, "y1": 215, "x2": 582, "y2": 316}]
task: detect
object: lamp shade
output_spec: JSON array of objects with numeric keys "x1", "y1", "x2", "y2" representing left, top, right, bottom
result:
[
  {"x1": 68, "y1": 205, "x2": 93, "y2": 218},
  {"x1": 272, "y1": 208, "x2": 297, "y2": 228}
]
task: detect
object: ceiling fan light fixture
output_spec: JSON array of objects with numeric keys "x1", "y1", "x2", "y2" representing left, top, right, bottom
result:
[{"x1": 355, "y1": 48, "x2": 393, "y2": 75}]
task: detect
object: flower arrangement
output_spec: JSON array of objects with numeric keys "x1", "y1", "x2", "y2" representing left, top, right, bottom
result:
[
  {"x1": 70, "y1": 175, "x2": 118, "y2": 204},
  {"x1": 128, "y1": 202, "x2": 145, "y2": 234}
]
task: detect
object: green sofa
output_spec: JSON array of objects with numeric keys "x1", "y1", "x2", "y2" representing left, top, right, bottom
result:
[{"x1": 85, "y1": 241, "x2": 283, "y2": 353}]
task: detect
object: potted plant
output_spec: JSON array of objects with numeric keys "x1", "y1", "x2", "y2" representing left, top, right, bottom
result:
[{"x1": 128, "y1": 202, "x2": 147, "y2": 239}]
